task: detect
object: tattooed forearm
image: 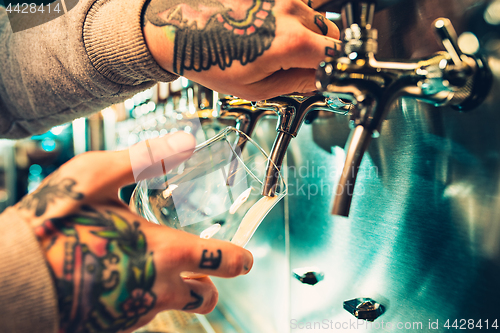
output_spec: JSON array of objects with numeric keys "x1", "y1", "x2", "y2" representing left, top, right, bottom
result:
[
  {"x1": 314, "y1": 14, "x2": 328, "y2": 36},
  {"x1": 35, "y1": 207, "x2": 156, "y2": 332},
  {"x1": 19, "y1": 171, "x2": 84, "y2": 217},
  {"x1": 144, "y1": 0, "x2": 276, "y2": 75},
  {"x1": 199, "y1": 249, "x2": 222, "y2": 269},
  {"x1": 182, "y1": 290, "x2": 204, "y2": 310}
]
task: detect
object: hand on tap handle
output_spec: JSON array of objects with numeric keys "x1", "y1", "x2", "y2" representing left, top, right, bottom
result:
[
  {"x1": 433, "y1": 18, "x2": 465, "y2": 67},
  {"x1": 143, "y1": 0, "x2": 340, "y2": 101}
]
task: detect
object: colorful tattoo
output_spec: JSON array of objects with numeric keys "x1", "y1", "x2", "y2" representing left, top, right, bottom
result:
[
  {"x1": 144, "y1": 0, "x2": 276, "y2": 74},
  {"x1": 35, "y1": 207, "x2": 156, "y2": 333},
  {"x1": 199, "y1": 249, "x2": 222, "y2": 269},
  {"x1": 19, "y1": 171, "x2": 84, "y2": 217},
  {"x1": 314, "y1": 14, "x2": 328, "y2": 36},
  {"x1": 182, "y1": 290, "x2": 204, "y2": 310}
]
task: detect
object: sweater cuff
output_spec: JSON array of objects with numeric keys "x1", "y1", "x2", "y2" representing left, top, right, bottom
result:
[
  {"x1": 0, "y1": 208, "x2": 58, "y2": 333},
  {"x1": 83, "y1": 0, "x2": 178, "y2": 86}
]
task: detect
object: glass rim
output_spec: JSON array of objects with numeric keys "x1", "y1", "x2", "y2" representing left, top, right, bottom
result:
[
  {"x1": 193, "y1": 126, "x2": 287, "y2": 195},
  {"x1": 130, "y1": 126, "x2": 287, "y2": 237}
]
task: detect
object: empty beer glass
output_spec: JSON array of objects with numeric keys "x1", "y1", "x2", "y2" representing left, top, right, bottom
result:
[{"x1": 130, "y1": 127, "x2": 287, "y2": 251}]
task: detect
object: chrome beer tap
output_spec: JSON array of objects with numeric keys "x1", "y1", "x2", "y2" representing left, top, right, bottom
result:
[
  {"x1": 217, "y1": 97, "x2": 278, "y2": 186},
  {"x1": 316, "y1": 1, "x2": 492, "y2": 217},
  {"x1": 218, "y1": 96, "x2": 278, "y2": 147},
  {"x1": 218, "y1": 94, "x2": 351, "y2": 193},
  {"x1": 256, "y1": 94, "x2": 352, "y2": 196}
]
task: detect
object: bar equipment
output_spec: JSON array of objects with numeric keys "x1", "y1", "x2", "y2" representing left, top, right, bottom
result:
[
  {"x1": 210, "y1": 1, "x2": 500, "y2": 332},
  {"x1": 316, "y1": 1, "x2": 492, "y2": 216},
  {"x1": 218, "y1": 94, "x2": 351, "y2": 195},
  {"x1": 129, "y1": 127, "x2": 286, "y2": 248},
  {"x1": 255, "y1": 94, "x2": 351, "y2": 197}
]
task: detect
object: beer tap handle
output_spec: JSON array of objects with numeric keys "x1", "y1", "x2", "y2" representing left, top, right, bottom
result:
[{"x1": 433, "y1": 18, "x2": 464, "y2": 67}]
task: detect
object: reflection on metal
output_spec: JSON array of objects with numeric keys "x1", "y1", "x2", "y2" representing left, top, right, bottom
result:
[
  {"x1": 458, "y1": 32, "x2": 480, "y2": 55},
  {"x1": 326, "y1": 97, "x2": 354, "y2": 115},
  {"x1": 344, "y1": 298, "x2": 385, "y2": 321},
  {"x1": 292, "y1": 267, "x2": 325, "y2": 285},
  {"x1": 484, "y1": 0, "x2": 500, "y2": 25}
]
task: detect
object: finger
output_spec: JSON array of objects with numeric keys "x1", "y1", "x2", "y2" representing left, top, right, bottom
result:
[
  {"x1": 58, "y1": 131, "x2": 196, "y2": 199},
  {"x1": 176, "y1": 236, "x2": 253, "y2": 278},
  {"x1": 126, "y1": 131, "x2": 197, "y2": 185},
  {"x1": 307, "y1": 12, "x2": 339, "y2": 38},
  {"x1": 293, "y1": 2, "x2": 340, "y2": 38},
  {"x1": 150, "y1": 227, "x2": 253, "y2": 278},
  {"x1": 311, "y1": 12, "x2": 339, "y2": 38},
  {"x1": 299, "y1": 0, "x2": 314, "y2": 8},
  {"x1": 269, "y1": 32, "x2": 341, "y2": 72},
  {"x1": 179, "y1": 277, "x2": 218, "y2": 314}
]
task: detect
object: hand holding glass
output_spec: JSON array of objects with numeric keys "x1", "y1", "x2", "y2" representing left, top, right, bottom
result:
[{"x1": 130, "y1": 127, "x2": 286, "y2": 277}]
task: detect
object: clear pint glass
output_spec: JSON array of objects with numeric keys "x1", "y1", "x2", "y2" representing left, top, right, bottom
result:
[{"x1": 130, "y1": 127, "x2": 287, "y2": 272}]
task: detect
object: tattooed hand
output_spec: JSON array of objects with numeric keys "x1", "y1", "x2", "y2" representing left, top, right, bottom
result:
[
  {"x1": 143, "y1": 0, "x2": 340, "y2": 100},
  {"x1": 16, "y1": 131, "x2": 253, "y2": 333}
]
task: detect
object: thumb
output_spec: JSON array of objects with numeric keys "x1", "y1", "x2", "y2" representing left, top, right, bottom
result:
[
  {"x1": 63, "y1": 131, "x2": 196, "y2": 200},
  {"x1": 127, "y1": 131, "x2": 196, "y2": 185}
]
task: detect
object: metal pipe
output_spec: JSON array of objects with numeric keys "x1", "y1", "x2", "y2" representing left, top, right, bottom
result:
[
  {"x1": 262, "y1": 131, "x2": 293, "y2": 197},
  {"x1": 331, "y1": 125, "x2": 373, "y2": 216}
]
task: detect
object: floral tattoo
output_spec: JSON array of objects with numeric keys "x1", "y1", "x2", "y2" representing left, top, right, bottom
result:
[
  {"x1": 34, "y1": 207, "x2": 156, "y2": 332},
  {"x1": 144, "y1": 0, "x2": 276, "y2": 75}
]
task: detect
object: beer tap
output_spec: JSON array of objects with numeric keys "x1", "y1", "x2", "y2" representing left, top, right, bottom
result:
[
  {"x1": 217, "y1": 97, "x2": 278, "y2": 186},
  {"x1": 257, "y1": 94, "x2": 352, "y2": 196},
  {"x1": 218, "y1": 94, "x2": 351, "y2": 192},
  {"x1": 316, "y1": 1, "x2": 492, "y2": 217}
]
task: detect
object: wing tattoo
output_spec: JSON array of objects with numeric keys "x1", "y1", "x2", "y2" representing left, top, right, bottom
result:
[
  {"x1": 18, "y1": 172, "x2": 84, "y2": 217},
  {"x1": 145, "y1": 0, "x2": 276, "y2": 75}
]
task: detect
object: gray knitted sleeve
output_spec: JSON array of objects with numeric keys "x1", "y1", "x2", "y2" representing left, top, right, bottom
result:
[
  {"x1": 0, "y1": 0, "x2": 179, "y2": 331},
  {"x1": 0, "y1": 0, "x2": 178, "y2": 139},
  {"x1": 0, "y1": 208, "x2": 59, "y2": 333}
]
